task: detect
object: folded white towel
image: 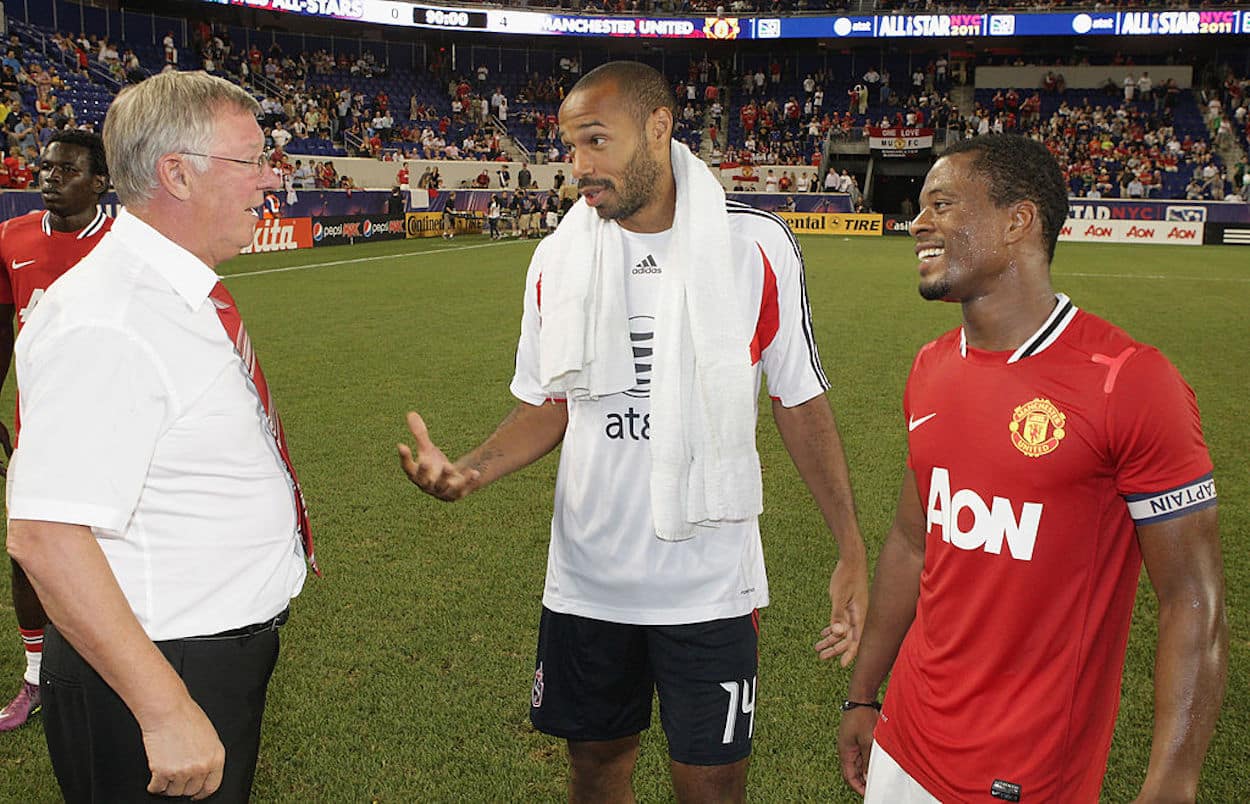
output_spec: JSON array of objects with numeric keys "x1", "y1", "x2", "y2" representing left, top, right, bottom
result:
[
  {"x1": 536, "y1": 196, "x2": 635, "y2": 400},
  {"x1": 649, "y1": 140, "x2": 762, "y2": 540},
  {"x1": 536, "y1": 140, "x2": 762, "y2": 541}
]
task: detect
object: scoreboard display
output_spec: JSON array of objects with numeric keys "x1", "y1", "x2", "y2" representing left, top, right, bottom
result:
[{"x1": 217, "y1": 1, "x2": 1250, "y2": 40}]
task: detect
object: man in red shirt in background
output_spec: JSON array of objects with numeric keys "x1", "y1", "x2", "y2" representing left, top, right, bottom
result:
[
  {"x1": 839, "y1": 134, "x2": 1226, "y2": 803},
  {"x1": 0, "y1": 130, "x2": 111, "y2": 732},
  {"x1": 8, "y1": 155, "x2": 33, "y2": 190}
]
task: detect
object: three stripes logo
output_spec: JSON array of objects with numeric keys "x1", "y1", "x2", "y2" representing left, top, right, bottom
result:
[
  {"x1": 1222, "y1": 226, "x2": 1250, "y2": 245},
  {"x1": 625, "y1": 255, "x2": 659, "y2": 397},
  {"x1": 632, "y1": 254, "x2": 660, "y2": 275}
]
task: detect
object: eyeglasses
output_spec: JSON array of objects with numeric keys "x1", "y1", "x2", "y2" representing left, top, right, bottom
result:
[{"x1": 180, "y1": 152, "x2": 269, "y2": 172}]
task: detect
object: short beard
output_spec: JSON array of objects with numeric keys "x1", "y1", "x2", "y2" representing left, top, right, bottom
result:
[
  {"x1": 918, "y1": 277, "x2": 951, "y2": 301},
  {"x1": 588, "y1": 138, "x2": 660, "y2": 222}
]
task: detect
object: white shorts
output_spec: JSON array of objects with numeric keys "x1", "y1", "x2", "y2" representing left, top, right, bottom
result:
[
  {"x1": 864, "y1": 743, "x2": 941, "y2": 804},
  {"x1": 545, "y1": 211, "x2": 558, "y2": 228}
]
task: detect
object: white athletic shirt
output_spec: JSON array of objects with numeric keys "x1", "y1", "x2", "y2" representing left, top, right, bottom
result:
[{"x1": 510, "y1": 202, "x2": 830, "y2": 625}]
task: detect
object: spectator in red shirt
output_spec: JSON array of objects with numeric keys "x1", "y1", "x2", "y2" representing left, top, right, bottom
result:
[{"x1": 9, "y1": 156, "x2": 33, "y2": 189}]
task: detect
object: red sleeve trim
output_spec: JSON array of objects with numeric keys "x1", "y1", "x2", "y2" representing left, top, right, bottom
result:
[{"x1": 749, "y1": 243, "x2": 779, "y2": 366}]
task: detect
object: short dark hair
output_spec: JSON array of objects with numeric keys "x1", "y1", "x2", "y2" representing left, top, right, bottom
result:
[
  {"x1": 941, "y1": 134, "x2": 1068, "y2": 261},
  {"x1": 568, "y1": 61, "x2": 677, "y2": 129},
  {"x1": 47, "y1": 129, "x2": 108, "y2": 179}
]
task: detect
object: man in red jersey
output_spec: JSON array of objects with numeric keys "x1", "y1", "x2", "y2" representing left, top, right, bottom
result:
[
  {"x1": 839, "y1": 134, "x2": 1227, "y2": 803},
  {"x1": 0, "y1": 130, "x2": 110, "y2": 732}
]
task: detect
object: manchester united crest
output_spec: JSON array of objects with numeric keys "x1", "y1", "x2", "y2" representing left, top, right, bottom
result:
[{"x1": 1009, "y1": 398, "x2": 1066, "y2": 458}]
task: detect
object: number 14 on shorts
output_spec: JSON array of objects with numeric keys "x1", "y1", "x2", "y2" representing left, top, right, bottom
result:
[{"x1": 719, "y1": 677, "x2": 757, "y2": 744}]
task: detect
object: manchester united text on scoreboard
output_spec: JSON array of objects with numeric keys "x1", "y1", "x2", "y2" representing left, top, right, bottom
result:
[{"x1": 216, "y1": 1, "x2": 1250, "y2": 39}]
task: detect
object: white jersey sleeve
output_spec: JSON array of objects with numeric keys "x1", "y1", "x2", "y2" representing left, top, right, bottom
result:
[
  {"x1": 509, "y1": 243, "x2": 562, "y2": 406},
  {"x1": 726, "y1": 202, "x2": 831, "y2": 407}
]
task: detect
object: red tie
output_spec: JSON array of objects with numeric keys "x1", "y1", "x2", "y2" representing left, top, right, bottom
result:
[{"x1": 209, "y1": 282, "x2": 320, "y2": 577}]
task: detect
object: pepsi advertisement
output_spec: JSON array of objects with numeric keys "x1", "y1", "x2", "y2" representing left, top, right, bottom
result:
[{"x1": 310, "y1": 213, "x2": 407, "y2": 247}]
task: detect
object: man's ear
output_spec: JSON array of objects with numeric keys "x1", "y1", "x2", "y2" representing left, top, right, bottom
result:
[
  {"x1": 1004, "y1": 198, "x2": 1038, "y2": 248},
  {"x1": 648, "y1": 106, "x2": 673, "y2": 146},
  {"x1": 154, "y1": 152, "x2": 194, "y2": 201}
]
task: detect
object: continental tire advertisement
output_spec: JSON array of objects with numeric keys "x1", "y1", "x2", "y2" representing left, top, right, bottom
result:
[
  {"x1": 406, "y1": 212, "x2": 443, "y2": 239},
  {"x1": 776, "y1": 212, "x2": 882, "y2": 236},
  {"x1": 311, "y1": 214, "x2": 407, "y2": 247},
  {"x1": 406, "y1": 212, "x2": 483, "y2": 238}
]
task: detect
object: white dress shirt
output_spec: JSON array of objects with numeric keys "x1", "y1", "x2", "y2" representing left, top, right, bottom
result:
[{"x1": 8, "y1": 209, "x2": 306, "y2": 640}]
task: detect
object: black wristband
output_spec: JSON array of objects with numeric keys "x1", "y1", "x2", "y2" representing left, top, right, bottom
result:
[{"x1": 840, "y1": 699, "x2": 882, "y2": 712}]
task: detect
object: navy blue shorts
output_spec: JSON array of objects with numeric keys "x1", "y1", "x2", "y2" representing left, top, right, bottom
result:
[{"x1": 529, "y1": 607, "x2": 759, "y2": 766}]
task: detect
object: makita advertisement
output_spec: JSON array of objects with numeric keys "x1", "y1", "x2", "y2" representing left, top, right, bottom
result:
[
  {"x1": 241, "y1": 217, "x2": 313, "y2": 254},
  {"x1": 311, "y1": 214, "x2": 407, "y2": 247}
]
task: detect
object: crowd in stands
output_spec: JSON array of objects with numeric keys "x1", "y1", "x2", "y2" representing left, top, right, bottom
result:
[
  {"x1": 1208, "y1": 67, "x2": 1250, "y2": 197},
  {"x1": 962, "y1": 71, "x2": 1248, "y2": 202},
  {"x1": 0, "y1": 31, "x2": 108, "y2": 188},
  {"x1": 715, "y1": 58, "x2": 960, "y2": 170},
  {"x1": 215, "y1": 35, "x2": 1250, "y2": 205},
  {"x1": 1039, "y1": 96, "x2": 1215, "y2": 200},
  {"x1": 3, "y1": 6, "x2": 1247, "y2": 206}
]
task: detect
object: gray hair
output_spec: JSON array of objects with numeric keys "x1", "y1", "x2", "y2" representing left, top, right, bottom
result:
[{"x1": 104, "y1": 71, "x2": 260, "y2": 205}]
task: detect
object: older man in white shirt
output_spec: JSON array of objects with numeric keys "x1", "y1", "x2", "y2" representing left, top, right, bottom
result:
[{"x1": 7, "y1": 71, "x2": 312, "y2": 802}]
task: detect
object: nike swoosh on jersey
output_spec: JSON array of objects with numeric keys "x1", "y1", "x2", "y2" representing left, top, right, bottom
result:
[
  {"x1": 908, "y1": 413, "x2": 937, "y2": 432},
  {"x1": 10, "y1": 260, "x2": 35, "y2": 270}
]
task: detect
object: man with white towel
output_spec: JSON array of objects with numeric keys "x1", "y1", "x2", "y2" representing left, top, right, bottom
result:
[{"x1": 399, "y1": 61, "x2": 867, "y2": 802}]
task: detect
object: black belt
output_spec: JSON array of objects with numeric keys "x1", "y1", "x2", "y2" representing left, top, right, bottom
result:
[{"x1": 187, "y1": 608, "x2": 290, "y2": 642}]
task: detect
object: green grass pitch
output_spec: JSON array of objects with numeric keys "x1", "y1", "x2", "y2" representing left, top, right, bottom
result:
[{"x1": 0, "y1": 234, "x2": 1245, "y2": 802}]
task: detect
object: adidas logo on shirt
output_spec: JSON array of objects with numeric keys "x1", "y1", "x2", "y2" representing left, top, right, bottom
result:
[{"x1": 632, "y1": 254, "x2": 661, "y2": 275}]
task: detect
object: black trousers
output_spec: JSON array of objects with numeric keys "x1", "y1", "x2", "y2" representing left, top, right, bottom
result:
[{"x1": 41, "y1": 620, "x2": 281, "y2": 803}]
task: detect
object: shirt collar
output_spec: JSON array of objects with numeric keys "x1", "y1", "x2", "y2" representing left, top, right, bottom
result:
[
  {"x1": 111, "y1": 208, "x2": 221, "y2": 310},
  {"x1": 41, "y1": 207, "x2": 111, "y2": 239},
  {"x1": 959, "y1": 293, "x2": 1079, "y2": 363}
]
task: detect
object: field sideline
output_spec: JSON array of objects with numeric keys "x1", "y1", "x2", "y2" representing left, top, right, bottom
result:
[{"x1": 0, "y1": 235, "x2": 1244, "y2": 802}]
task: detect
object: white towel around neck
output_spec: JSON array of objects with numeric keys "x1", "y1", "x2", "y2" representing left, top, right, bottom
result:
[{"x1": 536, "y1": 140, "x2": 762, "y2": 540}]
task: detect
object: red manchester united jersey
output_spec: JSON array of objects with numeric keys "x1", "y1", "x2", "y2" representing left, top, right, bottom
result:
[
  {"x1": 874, "y1": 295, "x2": 1215, "y2": 803},
  {"x1": 0, "y1": 207, "x2": 112, "y2": 436},
  {"x1": 0, "y1": 208, "x2": 112, "y2": 324}
]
